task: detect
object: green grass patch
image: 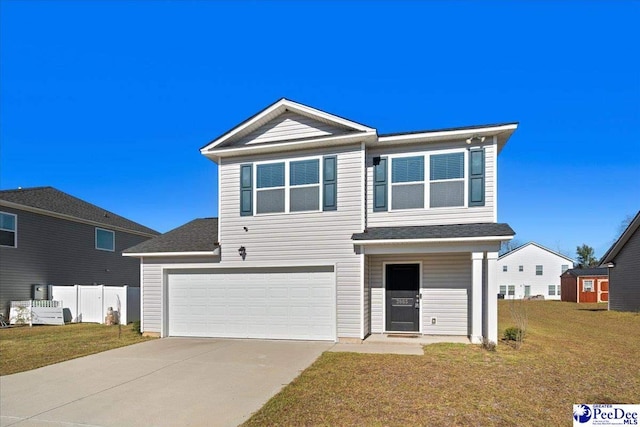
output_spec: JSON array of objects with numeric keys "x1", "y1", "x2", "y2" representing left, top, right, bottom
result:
[
  {"x1": 244, "y1": 301, "x2": 640, "y2": 426},
  {"x1": 0, "y1": 323, "x2": 154, "y2": 376}
]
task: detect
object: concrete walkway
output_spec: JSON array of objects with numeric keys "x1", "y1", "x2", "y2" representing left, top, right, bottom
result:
[
  {"x1": 0, "y1": 338, "x2": 332, "y2": 427},
  {"x1": 329, "y1": 334, "x2": 470, "y2": 355}
]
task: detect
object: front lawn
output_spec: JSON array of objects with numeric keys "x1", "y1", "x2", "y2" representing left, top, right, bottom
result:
[
  {"x1": 0, "y1": 323, "x2": 154, "y2": 376},
  {"x1": 244, "y1": 301, "x2": 640, "y2": 426}
]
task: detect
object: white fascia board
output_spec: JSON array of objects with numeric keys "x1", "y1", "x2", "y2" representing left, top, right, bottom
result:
[
  {"x1": 201, "y1": 99, "x2": 376, "y2": 153},
  {"x1": 0, "y1": 200, "x2": 158, "y2": 238},
  {"x1": 376, "y1": 124, "x2": 518, "y2": 146},
  {"x1": 122, "y1": 251, "x2": 219, "y2": 258},
  {"x1": 354, "y1": 235, "x2": 514, "y2": 245},
  {"x1": 202, "y1": 132, "x2": 377, "y2": 162}
]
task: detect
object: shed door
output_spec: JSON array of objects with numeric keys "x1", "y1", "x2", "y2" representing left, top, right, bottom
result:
[{"x1": 167, "y1": 267, "x2": 335, "y2": 341}]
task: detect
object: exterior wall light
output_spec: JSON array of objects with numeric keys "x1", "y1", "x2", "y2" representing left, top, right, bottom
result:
[{"x1": 238, "y1": 246, "x2": 246, "y2": 260}]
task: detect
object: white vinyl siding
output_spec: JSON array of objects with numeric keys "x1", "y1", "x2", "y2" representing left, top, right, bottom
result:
[
  {"x1": 367, "y1": 141, "x2": 497, "y2": 227},
  {"x1": 368, "y1": 253, "x2": 471, "y2": 335},
  {"x1": 218, "y1": 144, "x2": 363, "y2": 338},
  {"x1": 234, "y1": 111, "x2": 351, "y2": 146},
  {"x1": 422, "y1": 289, "x2": 468, "y2": 335}
]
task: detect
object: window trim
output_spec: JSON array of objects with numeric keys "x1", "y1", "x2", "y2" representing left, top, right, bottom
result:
[
  {"x1": 387, "y1": 149, "x2": 469, "y2": 212},
  {"x1": 0, "y1": 211, "x2": 17, "y2": 248},
  {"x1": 535, "y1": 265, "x2": 543, "y2": 276},
  {"x1": 507, "y1": 285, "x2": 515, "y2": 296},
  {"x1": 253, "y1": 156, "x2": 323, "y2": 216},
  {"x1": 95, "y1": 227, "x2": 115, "y2": 252},
  {"x1": 548, "y1": 285, "x2": 556, "y2": 296},
  {"x1": 583, "y1": 279, "x2": 594, "y2": 292},
  {"x1": 519, "y1": 265, "x2": 524, "y2": 272},
  {"x1": 502, "y1": 265, "x2": 508, "y2": 272}
]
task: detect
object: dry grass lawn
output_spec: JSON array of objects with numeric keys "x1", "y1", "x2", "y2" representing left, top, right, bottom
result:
[
  {"x1": 244, "y1": 301, "x2": 640, "y2": 426},
  {"x1": 0, "y1": 323, "x2": 154, "y2": 376}
]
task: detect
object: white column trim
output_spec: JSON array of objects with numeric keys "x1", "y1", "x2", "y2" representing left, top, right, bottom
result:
[
  {"x1": 486, "y1": 251, "x2": 499, "y2": 343},
  {"x1": 471, "y1": 252, "x2": 484, "y2": 344}
]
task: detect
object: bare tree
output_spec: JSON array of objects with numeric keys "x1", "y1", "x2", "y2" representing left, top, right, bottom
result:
[{"x1": 499, "y1": 239, "x2": 523, "y2": 256}]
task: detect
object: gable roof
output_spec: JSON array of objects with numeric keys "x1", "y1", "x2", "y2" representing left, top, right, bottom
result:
[
  {"x1": 123, "y1": 218, "x2": 218, "y2": 255},
  {"x1": 352, "y1": 223, "x2": 514, "y2": 242},
  {"x1": 0, "y1": 186, "x2": 158, "y2": 237},
  {"x1": 498, "y1": 241, "x2": 575, "y2": 263},
  {"x1": 201, "y1": 98, "x2": 376, "y2": 155},
  {"x1": 600, "y1": 211, "x2": 640, "y2": 265},
  {"x1": 562, "y1": 267, "x2": 608, "y2": 277}
]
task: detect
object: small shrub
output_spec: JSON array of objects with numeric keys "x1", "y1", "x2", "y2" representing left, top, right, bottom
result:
[
  {"x1": 131, "y1": 320, "x2": 141, "y2": 335},
  {"x1": 504, "y1": 326, "x2": 525, "y2": 341},
  {"x1": 481, "y1": 338, "x2": 496, "y2": 352}
]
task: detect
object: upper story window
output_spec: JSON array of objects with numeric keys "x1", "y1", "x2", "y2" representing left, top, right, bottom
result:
[
  {"x1": 561, "y1": 264, "x2": 569, "y2": 273},
  {"x1": 391, "y1": 156, "x2": 424, "y2": 210},
  {"x1": 430, "y1": 153, "x2": 464, "y2": 208},
  {"x1": 536, "y1": 265, "x2": 543, "y2": 276},
  {"x1": 96, "y1": 228, "x2": 115, "y2": 251},
  {"x1": 374, "y1": 148, "x2": 485, "y2": 212},
  {"x1": 0, "y1": 212, "x2": 17, "y2": 248},
  {"x1": 502, "y1": 265, "x2": 508, "y2": 272},
  {"x1": 519, "y1": 265, "x2": 524, "y2": 272},
  {"x1": 242, "y1": 155, "x2": 336, "y2": 216}
]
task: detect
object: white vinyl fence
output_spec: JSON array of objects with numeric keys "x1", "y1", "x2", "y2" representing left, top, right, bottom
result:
[
  {"x1": 49, "y1": 285, "x2": 140, "y2": 325},
  {"x1": 9, "y1": 300, "x2": 64, "y2": 326}
]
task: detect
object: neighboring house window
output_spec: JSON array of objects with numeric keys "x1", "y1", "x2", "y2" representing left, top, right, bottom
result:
[
  {"x1": 583, "y1": 280, "x2": 594, "y2": 292},
  {"x1": 524, "y1": 285, "x2": 531, "y2": 297},
  {"x1": 548, "y1": 285, "x2": 555, "y2": 296},
  {"x1": 499, "y1": 285, "x2": 506, "y2": 295},
  {"x1": 508, "y1": 285, "x2": 515, "y2": 296},
  {"x1": 519, "y1": 265, "x2": 523, "y2": 272},
  {"x1": 536, "y1": 265, "x2": 543, "y2": 276},
  {"x1": 430, "y1": 152, "x2": 464, "y2": 208},
  {"x1": 96, "y1": 228, "x2": 115, "y2": 251},
  {"x1": 391, "y1": 156, "x2": 424, "y2": 210},
  {"x1": 561, "y1": 264, "x2": 569, "y2": 273},
  {"x1": 0, "y1": 211, "x2": 17, "y2": 248},
  {"x1": 502, "y1": 265, "x2": 508, "y2": 272}
]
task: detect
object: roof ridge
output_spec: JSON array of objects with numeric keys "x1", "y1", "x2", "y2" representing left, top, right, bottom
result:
[{"x1": 0, "y1": 186, "x2": 53, "y2": 193}]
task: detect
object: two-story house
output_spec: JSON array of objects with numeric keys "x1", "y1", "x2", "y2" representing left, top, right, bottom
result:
[
  {"x1": 124, "y1": 99, "x2": 518, "y2": 344},
  {"x1": 0, "y1": 186, "x2": 159, "y2": 317},
  {"x1": 498, "y1": 242, "x2": 575, "y2": 300}
]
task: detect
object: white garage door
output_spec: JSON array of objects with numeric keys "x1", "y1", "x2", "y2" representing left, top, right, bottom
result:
[{"x1": 167, "y1": 267, "x2": 335, "y2": 341}]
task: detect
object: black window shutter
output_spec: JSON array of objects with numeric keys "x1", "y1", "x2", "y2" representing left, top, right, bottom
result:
[
  {"x1": 323, "y1": 156, "x2": 337, "y2": 211},
  {"x1": 468, "y1": 149, "x2": 485, "y2": 206},
  {"x1": 240, "y1": 164, "x2": 253, "y2": 216},
  {"x1": 373, "y1": 157, "x2": 388, "y2": 211}
]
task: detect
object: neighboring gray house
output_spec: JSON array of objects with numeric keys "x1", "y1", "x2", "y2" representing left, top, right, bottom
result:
[
  {"x1": 124, "y1": 99, "x2": 518, "y2": 344},
  {"x1": 0, "y1": 187, "x2": 159, "y2": 316},
  {"x1": 600, "y1": 211, "x2": 640, "y2": 312}
]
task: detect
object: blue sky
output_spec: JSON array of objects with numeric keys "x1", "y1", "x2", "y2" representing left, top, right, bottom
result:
[{"x1": 1, "y1": 1, "x2": 638, "y2": 258}]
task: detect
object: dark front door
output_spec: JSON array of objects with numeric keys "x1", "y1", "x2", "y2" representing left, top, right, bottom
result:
[{"x1": 385, "y1": 264, "x2": 420, "y2": 332}]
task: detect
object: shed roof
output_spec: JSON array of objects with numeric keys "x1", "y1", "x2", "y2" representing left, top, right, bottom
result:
[{"x1": 562, "y1": 267, "x2": 608, "y2": 277}]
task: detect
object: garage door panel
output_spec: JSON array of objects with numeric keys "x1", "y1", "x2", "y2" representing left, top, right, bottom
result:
[{"x1": 167, "y1": 269, "x2": 335, "y2": 341}]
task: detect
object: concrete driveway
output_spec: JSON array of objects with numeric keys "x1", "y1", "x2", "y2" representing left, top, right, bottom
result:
[{"x1": 0, "y1": 338, "x2": 332, "y2": 427}]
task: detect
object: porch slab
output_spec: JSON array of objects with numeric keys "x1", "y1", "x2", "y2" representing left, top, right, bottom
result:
[{"x1": 364, "y1": 334, "x2": 471, "y2": 345}]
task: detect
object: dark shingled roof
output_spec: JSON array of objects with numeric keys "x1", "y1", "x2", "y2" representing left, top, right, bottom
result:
[
  {"x1": 379, "y1": 122, "x2": 519, "y2": 137},
  {"x1": 562, "y1": 267, "x2": 608, "y2": 277},
  {"x1": 352, "y1": 223, "x2": 515, "y2": 241},
  {"x1": 124, "y1": 218, "x2": 218, "y2": 253},
  {"x1": 0, "y1": 186, "x2": 158, "y2": 236}
]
